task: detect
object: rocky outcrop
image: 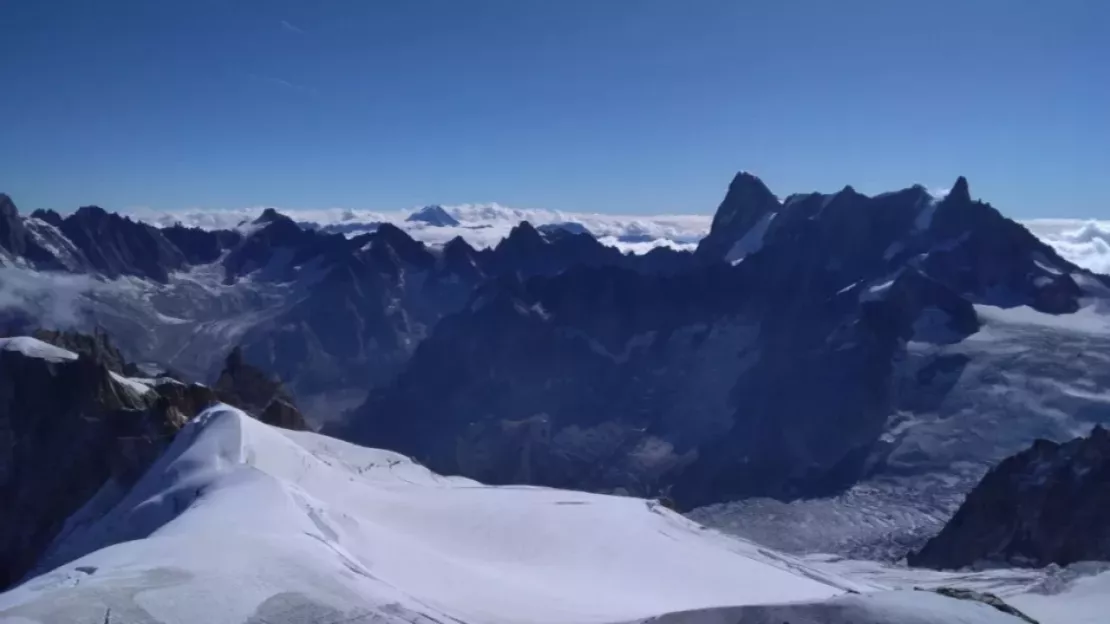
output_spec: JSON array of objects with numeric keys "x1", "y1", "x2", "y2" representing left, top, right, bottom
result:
[
  {"x1": 909, "y1": 426, "x2": 1110, "y2": 569},
  {"x1": 0, "y1": 336, "x2": 208, "y2": 588},
  {"x1": 58, "y1": 206, "x2": 188, "y2": 282},
  {"x1": 0, "y1": 329, "x2": 314, "y2": 589},
  {"x1": 214, "y1": 347, "x2": 307, "y2": 431}
]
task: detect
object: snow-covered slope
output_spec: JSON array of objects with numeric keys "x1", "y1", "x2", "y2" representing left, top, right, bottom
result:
[
  {"x1": 0, "y1": 405, "x2": 862, "y2": 624},
  {"x1": 691, "y1": 297, "x2": 1110, "y2": 560},
  {"x1": 805, "y1": 556, "x2": 1110, "y2": 624},
  {"x1": 1, "y1": 405, "x2": 1043, "y2": 624}
]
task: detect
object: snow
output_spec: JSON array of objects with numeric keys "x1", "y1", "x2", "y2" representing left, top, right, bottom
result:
[
  {"x1": 724, "y1": 212, "x2": 776, "y2": 263},
  {"x1": 803, "y1": 556, "x2": 1110, "y2": 624},
  {"x1": 974, "y1": 303, "x2": 1110, "y2": 334},
  {"x1": 109, "y1": 371, "x2": 158, "y2": 398},
  {"x1": 0, "y1": 337, "x2": 78, "y2": 363},
  {"x1": 914, "y1": 198, "x2": 939, "y2": 231},
  {"x1": 2, "y1": 404, "x2": 860, "y2": 624}
]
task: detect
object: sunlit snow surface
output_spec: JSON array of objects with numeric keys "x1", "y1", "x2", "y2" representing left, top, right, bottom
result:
[
  {"x1": 804, "y1": 556, "x2": 1110, "y2": 624},
  {"x1": 0, "y1": 405, "x2": 859, "y2": 624},
  {"x1": 0, "y1": 337, "x2": 78, "y2": 363},
  {"x1": 2, "y1": 406, "x2": 1104, "y2": 623}
]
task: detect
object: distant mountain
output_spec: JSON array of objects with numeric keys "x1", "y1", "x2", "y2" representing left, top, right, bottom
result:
[
  {"x1": 331, "y1": 173, "x2": 1110, "y2": 523},
  {"x1": 0, "y1": 194, "x2": 685, "y2": 423},
  {"x1": 909, "y1": 426, "x2": 1110, "y2": 569},
  {"x1": 406, "y1": 204, "x2": 460, "y2": 227}
]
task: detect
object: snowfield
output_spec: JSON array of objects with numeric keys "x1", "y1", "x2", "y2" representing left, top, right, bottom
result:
[{"x1": 0, "y1": 405, "x2": 1062, "y2": 624}]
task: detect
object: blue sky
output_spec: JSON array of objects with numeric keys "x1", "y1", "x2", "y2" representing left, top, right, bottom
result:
[{"x1": 1, "y1": 1, "x2": 1106, "y2": 218}]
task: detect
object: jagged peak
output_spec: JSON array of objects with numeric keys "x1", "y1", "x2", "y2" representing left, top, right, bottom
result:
[
  {"x1": 73, "y1": 205, "x2": 111, "y2": 220},
  {"x1": 0, "y1": 194, "x2": 16, "y2": 217},
  {"x1": 443, "y1": 235, "x2": 477, "y2": 255},
  {"x1": 504, "y1": 221, "x2": 546, "y2": 246},
  {"x1": 30, "y1": 209, "x2": 63, "y2": 227},
  {"x1": 253, "y1": 207, "x2": 294, "y2": 225},
  {"x1": 727, "y1": 171, "x2": 777, "y2": 200},
  {"x1": 945, "y1": 176, "x2": 971, "y2": 204}
]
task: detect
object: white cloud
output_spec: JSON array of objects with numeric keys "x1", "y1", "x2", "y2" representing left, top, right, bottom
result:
[
  {"x1": 0, "y1": 267, "x2": 99, "y2": 328},
  {"x1": 280, "y1": 20, "x2": 303, "y2": 34},
  {"x1": 1023, "y1": 219, "x2": 1110, "y2": 275},
  {"x1": 129, "y1": 204, "x2": 713, "y2": 254}
]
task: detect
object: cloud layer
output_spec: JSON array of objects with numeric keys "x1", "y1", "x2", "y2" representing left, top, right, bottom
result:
[
  {"x1": 1023, "y1": 219, "x2": 1110, "y2": 275},
  {"x1": 128, "y1": 205, "x2": 1109, "y2": 274},
  {"x1": 132, "y1": 204, "x2": 710, "y2": 254}
]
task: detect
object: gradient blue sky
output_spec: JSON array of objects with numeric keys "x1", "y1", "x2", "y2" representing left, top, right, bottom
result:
[{"x1": 1, "y1": 1, "x2": 1106, "y2": 218}]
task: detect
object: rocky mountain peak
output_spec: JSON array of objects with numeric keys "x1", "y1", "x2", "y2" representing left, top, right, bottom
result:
[
  {"x1": 696, "y1": 171, "x2": 780, "y2": 260},
  {"x1": 0, "y1": 194, "x2": 29, "y2": 256},
  {"x1": 406, "y1": 204, "x2": 460, "y2": 227},
  {"x1": 946, "y1": 176, "x2": 971, "y2": 205},
  {"x1": 29, "y1": 208, "x2": 63, "y2": 228},
  {"x1": 254, "y1": 207, "x2": 293, "y2": 225},
  {"x1": 0, "y1": 194, "x2": 16, "y2": 219}
]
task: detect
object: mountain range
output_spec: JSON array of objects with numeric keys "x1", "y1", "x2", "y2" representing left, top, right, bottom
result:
[{"x1": 2, "y1": 172, "x2": 1109, "y2": 562}]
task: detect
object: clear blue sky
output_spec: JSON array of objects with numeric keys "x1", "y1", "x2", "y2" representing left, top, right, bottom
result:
[{"x1": 1, "y1": 1, "x2": 1106, "y2": 218}]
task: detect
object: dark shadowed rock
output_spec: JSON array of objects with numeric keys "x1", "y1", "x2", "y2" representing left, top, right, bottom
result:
[
  {"x1": 32, "y1": 328, "x2": 129, "y2": 373},
  {"x1": 59, "y1": 206, "x2": 187, "y2": 282},
  {"x1": 29, "y1": 209, "x2": 63, "y2": 228},
  {"x1": 0, "y1": 335, "x2": 212, "y2": 589},
  {"x1": 214, "y1": 347, "x2": 307, "y2": 430},
  {"x1": 333, "y1": 171, "x2": 1106, "y2": 509},
  {"x1": 909, "y1": 426, "x2": 1110, "y2": 570},
  {"x1": 695, "y1": 171, "x2": 780, "y2": 261},
  {"x1": 161, "y1": 223, "x2": 242, "y2": 265}
]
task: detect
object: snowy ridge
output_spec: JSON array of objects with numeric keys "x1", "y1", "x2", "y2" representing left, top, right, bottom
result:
[
  {"x1": 0, "y1": 337, "x2": 78, "y2": 363},
  {"x1": 3, "y1": 404, "x2": 867, "y2": 624},
  {"x1": 1, "y1": 408, "x2": 1097, "y2": 622}
]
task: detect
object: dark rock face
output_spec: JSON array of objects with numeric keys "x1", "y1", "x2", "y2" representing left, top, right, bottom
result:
[
  {"x1": 909, "y1": 426, "x2": 1110, "y2": 569},
  {"x1": 333, "y1": 173, "x2": 1106, "y2": 508},
  {"x1": 0, "y1": 336, "x2": 203, "y2": 589},
  {"x1": 59, "y1": 206, "x2": 187, "y2": 282},
  {"x1": 214, "y1": 347, "x2": 307, "y2": 431},
  {"x1": 31, "y1": 328, "x2": 129, "y2": 373},
  {"x1": 0, "y1": 196, "x2": 71, "y2": 269},
  {"x1": 161, "y1": 223, "x2": 242, "y2": 265},
  {"x1": 695, "y1": 171, "x2": 781, "y2": 261}
]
